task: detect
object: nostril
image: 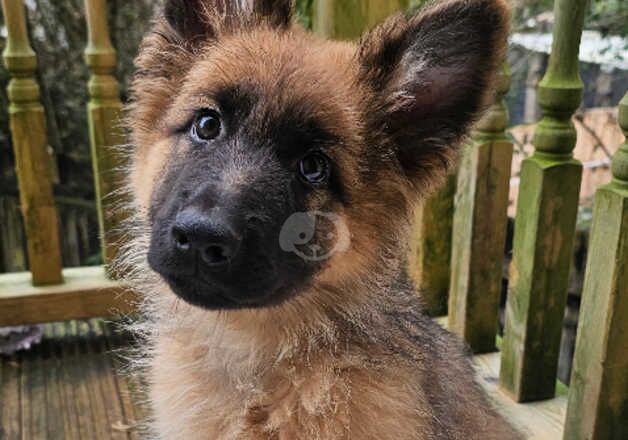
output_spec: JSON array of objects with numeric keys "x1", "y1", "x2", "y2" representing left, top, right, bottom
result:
[
  {"x1": 202, "y1": 245, "x2": 230, "y2": 265},
  {"x1": 172, "y1": 227, "x2": 191, "y2": 251}
]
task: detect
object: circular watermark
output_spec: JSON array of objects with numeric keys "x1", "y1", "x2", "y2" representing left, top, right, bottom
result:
[{"x1": 279, "y1": 211, "x2": 351, "y2": 261}]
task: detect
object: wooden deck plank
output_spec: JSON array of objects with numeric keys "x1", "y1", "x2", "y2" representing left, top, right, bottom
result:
[
  {"x1": 433, "y1": 316, "x2": 567, "y2": 439},
  {"x1": 26, "y1": 339, "x2": 48, "y2": 439},
  {"x1": 66, "y1": 320, "x2": 100, "y2": 440},
  {"x1": 1, "y1": 355, "x2": 21, "y2": 440},
  {"x1": 475, "y1": 352, "x2": 566, "y2": 439},
  {"x1": 52, "y1": 323, "x2": 82, "y2": 440},
  {"x1": 0, "y1": 266, "x2": 138, "y2": 327},
  {"x1": 89, "y1": 319, "x2": 133, "y2": 440},
  {"x1": 42, "y1": 325, "x2": 69, "y2": 439},
  {"x1": 77, "y1": 320, "x2": 114, "y2": 440},
  {"x1": 19, "y1": 345, "x2": 35, "y2": 439},
  {"x1": 0, "y1": 319, "x2": 147, "y2": 439},
  {"x1": 103, "y1": 320, "x2": 144, "y2": 440}
]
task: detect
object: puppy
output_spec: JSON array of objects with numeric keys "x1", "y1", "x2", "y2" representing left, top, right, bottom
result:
[{"x1": 123, "y1": 0, "x2": 521, "y2": 438}]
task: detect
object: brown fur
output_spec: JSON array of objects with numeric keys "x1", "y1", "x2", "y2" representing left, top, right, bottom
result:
[{"x1": 122, "y1": 0, "x2": 521, "y2": 438}]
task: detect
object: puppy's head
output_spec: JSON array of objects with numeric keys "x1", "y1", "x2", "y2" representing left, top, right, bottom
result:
[{"x1": 128, "y1": 0, "x2": 509, "y2": 310}]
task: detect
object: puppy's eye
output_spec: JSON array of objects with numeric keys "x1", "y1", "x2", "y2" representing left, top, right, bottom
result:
[
  {"x1": 298, "y1": 152, "x2": 330, "y2": 185},
  {"x1": 191, "y1": 110, "x2": 221, "y2": 141}
]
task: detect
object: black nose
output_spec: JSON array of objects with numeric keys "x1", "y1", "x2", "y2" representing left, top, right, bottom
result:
[{"x1": 171, "y1": 206, "x2": 242, "y2": 267}]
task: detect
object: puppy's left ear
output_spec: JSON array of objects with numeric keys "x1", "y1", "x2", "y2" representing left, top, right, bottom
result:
[
  {"x1": 253, "y1": 0, "x2": 293, "y2": 28},
  {"x1": 358, "y1": 0, "x2": 510, "y2": 184},
  {"x1": 164, "y1": 0, "x2": 293, "y2": 43}
]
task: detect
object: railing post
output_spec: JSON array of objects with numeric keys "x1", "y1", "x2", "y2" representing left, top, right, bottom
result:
[
  {"x1": 448, "y1": 65, "x2": 513, "y2": 352},
  {"x1": 500, "y1": 0, "x2": 587, "y2": 402},
  {"x1": 1, "y1": 0, "x2": 63, "y2": 286},
  {"x1": 563, "y1": 92, "x2": 628, "y2": 440},
  {"x1": 313, "y1": 0, "x2": 407, "y2": 39},
  {"x1": 409, "y1": 176, "x2": 455, "y2": 316},
  {"x1": 84, "y1": 0, "x2": 125, "y2": 268}
]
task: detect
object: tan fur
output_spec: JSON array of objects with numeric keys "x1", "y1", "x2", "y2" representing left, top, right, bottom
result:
[{"x1": 122, "y1": 1, "x2": 521, "y2": 438}]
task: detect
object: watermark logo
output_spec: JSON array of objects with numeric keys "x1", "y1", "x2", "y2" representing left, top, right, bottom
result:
[{"x1": 279, "y1": 211, "x2": 350, "y2": 261}]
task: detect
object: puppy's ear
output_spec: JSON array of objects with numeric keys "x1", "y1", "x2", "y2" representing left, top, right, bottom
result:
[
  {"x1": 358, "y1": 0, "x2": 510, "y2": 185},
  {"x1": 164, "y1": 0, "x2": 215, "y2": 42},
  {"x1": 253, "y1": 0, "x2": 293, "y2": 28},
  {"x1": 164, "y1": 0, "x2": 293, "y2": 43}
]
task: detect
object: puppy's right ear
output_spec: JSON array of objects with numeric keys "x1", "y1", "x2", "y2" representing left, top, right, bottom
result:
[
  {"x1": 164, "y1": 0, "x2": 294, "y2": 44},
  {"x1": 164, "y1": 0, "x2": 217, "y2": 43}
]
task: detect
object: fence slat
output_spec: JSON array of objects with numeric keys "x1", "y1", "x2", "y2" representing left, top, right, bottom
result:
[
  {"x1": 313, "y1": 0, "x2": 407, "y2": 39},
  {"x1": 409, "y1": 176, "x2": 455, "y2": 316},
  {"x1": 1, "y1": 0, "x2": 63, "y2": 285},
  {"x1": 563, "y1": 92, "x2": 628, "y2": 440},
  {"x1": 84, "y1": 0, "x2": 125, "y2": 268},
  {"x1": 500, "y1": 0, "x2": 587, "y2": 402},
  {"x1": 448, "y1": 65, "x2": 513, "y2": 353}
]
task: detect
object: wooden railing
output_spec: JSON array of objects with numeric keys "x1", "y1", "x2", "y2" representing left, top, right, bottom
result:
[
  {"x1": 0, "y1": 0, "x2": 134, "y2": 326},
  {"x1": 0, "y1": 0, "x2": 626, "y2": 438}
]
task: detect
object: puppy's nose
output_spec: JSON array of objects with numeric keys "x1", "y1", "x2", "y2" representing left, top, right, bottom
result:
[{"x1": 171, "y1": 206, "x2": 242, "y2": 267}]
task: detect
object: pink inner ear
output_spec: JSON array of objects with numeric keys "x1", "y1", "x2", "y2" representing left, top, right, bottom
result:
[{"x1": 388, "y1": 63, "x2": 472, "y2": 116}]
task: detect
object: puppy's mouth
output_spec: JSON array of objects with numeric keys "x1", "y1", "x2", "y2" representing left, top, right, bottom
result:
[
  {"x1": 158, "y1": 270, "x2": 286, "y2": 310},
  {"x1": 164, "y1": 274, "x2": 241, "y2": 309}
]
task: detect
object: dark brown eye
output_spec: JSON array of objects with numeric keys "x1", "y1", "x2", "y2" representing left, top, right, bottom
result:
[
  {"x1": 191, "y1": 110, "x2": 221, "y2": 141},
  {"x1": 298, "y1": 152, "x2": 330, "y2": 185}
]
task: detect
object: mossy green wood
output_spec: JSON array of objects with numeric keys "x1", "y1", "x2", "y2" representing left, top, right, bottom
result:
[
  {"x1": 449, "y1": 66, "x2": 513, "y2": 353},
  {"x1": 84, "y1": 0, "x2": 125, "y2": 269},
  {"x1": 563, "y1": 92, "x2": 628, "y2": 440},
  {"x1": 500, "y1": 0, "x2": 587, "y2": 402},
  {"x1": 312, "y1": 0, "x2": 407, "y2": 39},
  {"x1": 409, "y1": 175, "x2": 455, "y2": 316},
  {"x1": 1, "y1": 0, "x2": 63, "y2": 286}
]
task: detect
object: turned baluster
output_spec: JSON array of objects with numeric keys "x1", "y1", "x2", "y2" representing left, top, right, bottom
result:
[
  {"x1": 84, "y1": 0, "x2": 125, "y2": 268},
  {"x1": 449, "y1": 65, "x2": 513, "y2": 352},
  {"x1": 563, "y1": 92, "x2": 628, "y2": 439},
  {"x1": 500, "y1": 0, "x2": 587, "y2": 402},
  {"x1": 1, "y1": 0, "x2": 63, "y2": 285}
]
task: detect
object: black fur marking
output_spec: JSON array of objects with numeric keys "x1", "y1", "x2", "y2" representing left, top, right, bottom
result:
[{"x1": 146, "y1": 116, "x2": 344, "y2": 310}]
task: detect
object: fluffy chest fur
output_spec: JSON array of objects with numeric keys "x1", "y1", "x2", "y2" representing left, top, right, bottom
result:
[
  {"x1": 147, "y1": 304, "x2": 426, "y2": 440},
  {"x1": 138, "y1": 279, "x2": 519, "y2": 440}
]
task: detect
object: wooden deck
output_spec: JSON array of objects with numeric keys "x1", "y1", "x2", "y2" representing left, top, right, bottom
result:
[
  {"x1": 0, "y1": 319, "x2": 147, "y2": 440},
  {"x1": 1, "y1": 319, "x2": 565, "y2": 440},
  {"x1": 475, "y1": 352, "x2": 566, "y2": 439}
]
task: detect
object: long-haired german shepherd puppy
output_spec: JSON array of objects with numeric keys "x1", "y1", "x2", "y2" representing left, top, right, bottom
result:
[{"x1": 123, "y1": 0, "x2": 520, "y2": 438}]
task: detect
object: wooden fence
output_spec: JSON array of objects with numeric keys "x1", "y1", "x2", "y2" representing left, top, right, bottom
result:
[
  {"x1": 0, "y1": 0, "x2": 133, "y2": 326},
  {"x1": 0, "y1": 0, "x2": 626, "y2": 439}
]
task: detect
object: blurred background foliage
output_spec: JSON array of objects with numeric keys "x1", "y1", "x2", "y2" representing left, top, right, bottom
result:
[{"x1": 515, "y1": 0, "x2": 627, "y2": 36}]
